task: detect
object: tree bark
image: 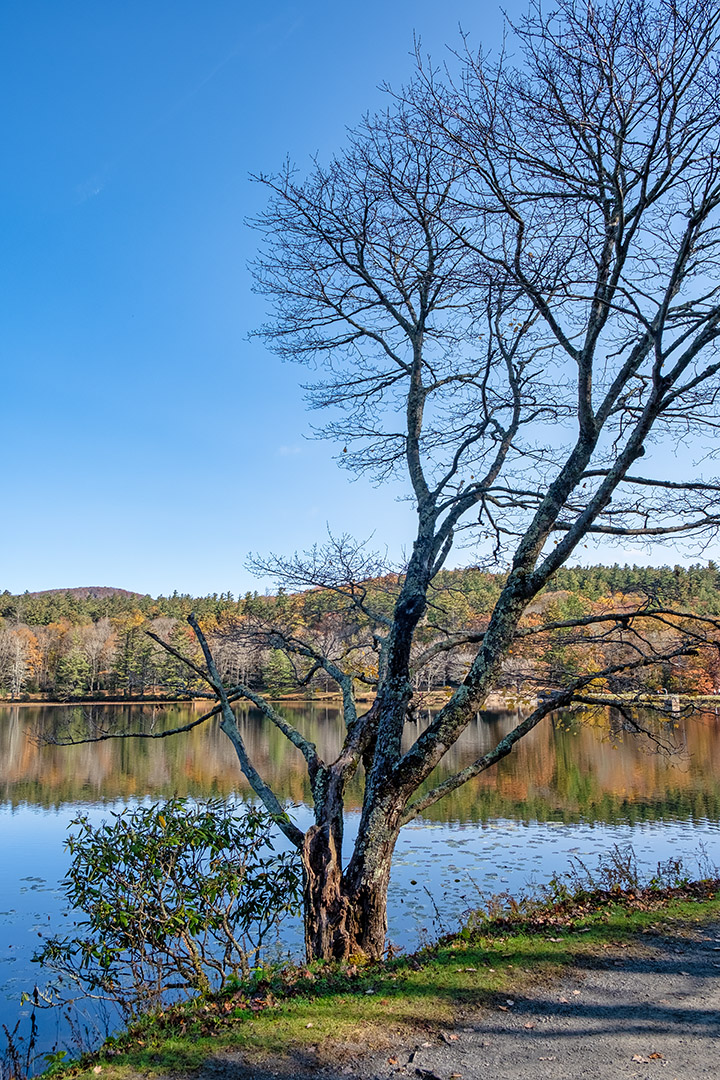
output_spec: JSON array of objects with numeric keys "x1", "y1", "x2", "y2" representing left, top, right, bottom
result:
[
  {"x1": 302, "y1": 821, "x2": 397, "y2": 961},
  {"x1": 302, "y1": 824, "x2": 352, "y2": 960}
]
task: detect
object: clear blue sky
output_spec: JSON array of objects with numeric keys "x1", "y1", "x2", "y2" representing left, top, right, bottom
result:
[{"x1": 1, "y1": 2, "x2": 710, "y2": 597}]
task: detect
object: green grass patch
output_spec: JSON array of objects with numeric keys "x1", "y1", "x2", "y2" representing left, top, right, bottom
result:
[{"x1": 43, "y1": 880, "x2": 720, "y2": 1080}]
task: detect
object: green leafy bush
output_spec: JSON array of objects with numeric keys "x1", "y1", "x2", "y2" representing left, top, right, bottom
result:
[{"x1": 34, "y1": 799, "x2": 301, "y2": 1015}]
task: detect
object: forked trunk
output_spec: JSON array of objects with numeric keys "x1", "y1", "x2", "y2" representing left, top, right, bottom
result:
[{"x1": 302, "y1": 823, "x2": 394, "y2": 961}]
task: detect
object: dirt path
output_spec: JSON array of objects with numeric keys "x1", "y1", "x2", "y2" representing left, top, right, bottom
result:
[{"x1": 196, "y1": 921, "x2": 720, "y2": 1080}]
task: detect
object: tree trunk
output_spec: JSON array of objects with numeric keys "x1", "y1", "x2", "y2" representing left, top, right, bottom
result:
[
  {"x1": 301, "y1": 823, "x2": 395, "y2": 961},
  {"x1": 302, "y1": 824, "x2": 351, "y2": 960}
]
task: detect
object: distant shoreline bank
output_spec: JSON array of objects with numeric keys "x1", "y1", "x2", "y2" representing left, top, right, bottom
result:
[{"x1": 3, "y1": 690, "x2": 720, "y2": 710}]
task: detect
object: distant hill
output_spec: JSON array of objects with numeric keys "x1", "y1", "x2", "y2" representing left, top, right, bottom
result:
[{"x1": 27, "y1": 586, "x2": 146, "y2": 599}]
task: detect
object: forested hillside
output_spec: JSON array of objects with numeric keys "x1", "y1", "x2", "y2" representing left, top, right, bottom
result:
[{"x1": 1, "y1": 563, "x2": 719, "y2": 700}]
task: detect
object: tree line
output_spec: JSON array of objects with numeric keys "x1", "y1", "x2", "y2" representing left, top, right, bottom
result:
[{"x1": 2, "y1": 561, "x2": 720, "y2": 700}]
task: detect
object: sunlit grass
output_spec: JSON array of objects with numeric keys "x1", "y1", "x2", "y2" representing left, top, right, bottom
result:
[{"x1": 52, "y1": 882, "x2": 720, "y2": 1080}]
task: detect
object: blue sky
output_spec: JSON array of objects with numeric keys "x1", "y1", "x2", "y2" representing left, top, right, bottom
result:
[{"x1": 1, "y1": 2, "x2": 711, "y2": 596}]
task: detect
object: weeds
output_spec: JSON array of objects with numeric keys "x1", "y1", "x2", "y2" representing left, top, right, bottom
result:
[
  {"x1": 1, "y1": 1002, "x2": 37, "y2": 1080},
  {"x1": 538, "y1": 842, "x2": 718, "y2": 905},
  {"x1": 562, "y1": 843, "x2": 642, "y2": 894},
  {"x1": 447, "y1": 844, "x2": 720, "y2": 940}
]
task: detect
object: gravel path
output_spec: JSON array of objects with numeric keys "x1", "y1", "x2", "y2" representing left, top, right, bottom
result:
[{"x1": 198, "y1": 921, "x2": 720, "y2": 1080}]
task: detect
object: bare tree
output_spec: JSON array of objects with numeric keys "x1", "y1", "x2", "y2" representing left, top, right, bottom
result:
[
  {"x1": 56, "y1": 0, "x2": 720, "y2": 960},
  {"x1": 0, "y1": 624, "x2": 40, "y2": 698},
  {"x1": 78, "y1": 618, "x2": 116, "y2": 693}
]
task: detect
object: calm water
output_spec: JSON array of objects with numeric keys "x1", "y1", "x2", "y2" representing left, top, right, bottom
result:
[{"x1": 1, "y1": 700, "x2": 720, "y2": 1058}]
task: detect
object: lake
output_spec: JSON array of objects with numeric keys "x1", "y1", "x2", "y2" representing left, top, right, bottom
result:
[{"x1": 1, "y1": 700, "x2": 719, "y2": 1060}]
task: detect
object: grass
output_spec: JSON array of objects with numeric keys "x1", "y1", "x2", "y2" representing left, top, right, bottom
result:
[{"x1": 41, "y1": 876, "x2": 720, "y2": 1080}]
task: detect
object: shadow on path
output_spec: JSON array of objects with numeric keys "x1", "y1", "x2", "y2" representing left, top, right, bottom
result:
[{"x1": 194, "y1": 922, "x2": 720, "y2": 1080}]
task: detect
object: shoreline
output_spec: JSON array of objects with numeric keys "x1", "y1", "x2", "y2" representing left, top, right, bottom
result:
[{"x1": 4, "y1": 690, "x2": 720, "y2": 710}]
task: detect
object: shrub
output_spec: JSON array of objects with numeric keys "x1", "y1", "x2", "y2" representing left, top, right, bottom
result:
[{"x1": 34, "y1": 799, "x2": 301, "y2": 1016}]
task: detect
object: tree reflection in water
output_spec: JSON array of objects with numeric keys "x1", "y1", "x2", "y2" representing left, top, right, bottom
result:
[{"x1": 2, "y1": 701, "x2": 719, "y2": 824}]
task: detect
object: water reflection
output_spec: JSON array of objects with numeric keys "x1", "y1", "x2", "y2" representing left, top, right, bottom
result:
[{"x1": 2, "y1": 701, "x2": 720, "y2": 824}]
